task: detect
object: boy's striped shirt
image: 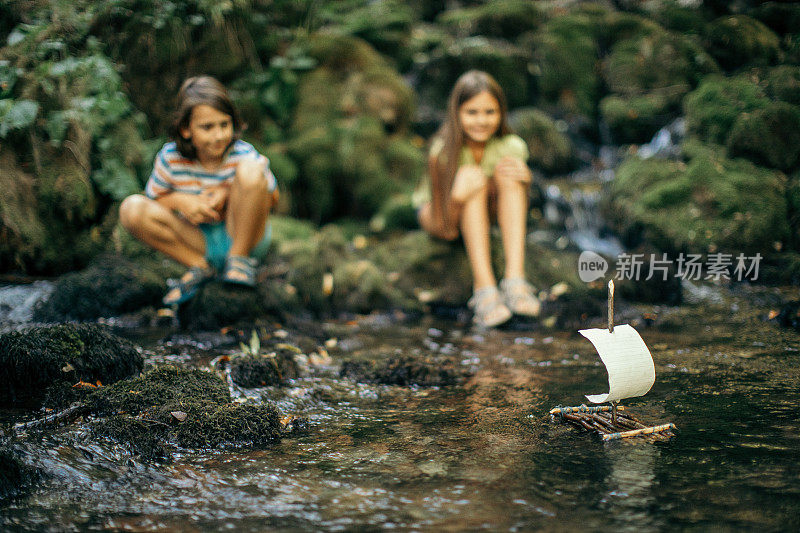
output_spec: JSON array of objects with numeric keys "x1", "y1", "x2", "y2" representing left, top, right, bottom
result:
[{"x1": 145, "y1": 140, "x2": 277, "y2": 199}]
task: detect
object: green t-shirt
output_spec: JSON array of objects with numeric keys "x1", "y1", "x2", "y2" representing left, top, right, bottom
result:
[{"x1": 413, "y1": 134, "x2": 530, "y2": 206}]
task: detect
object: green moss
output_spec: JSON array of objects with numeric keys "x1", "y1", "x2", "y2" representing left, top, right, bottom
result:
[
  {"x1": 763, "y1": 65, "x2": 800, "y2": 106},
  {"x1": 230, "y1": 348, "x2": 300, "y2": 388},
  {"x1": 684, "y1": 75, "x2": 770, "y2": 145},
  {"x1": 607, "y1": 142, "x2": 789, "y2": 254},
  {"x1": 727, "y1": 101, "x2": 800, "y2": 172},
  {"x1": 340, "y1": 354, "x2": 463, "y2": 387},
  {"x1": 600, "y1": 92, "x2": 676, "y2": 145},
  {"x1": 437, "y1": 0, "x2": 543, "y2": 39},
  {"x1": 0, "y1": 323, "x2": 143, "y2": 407},
  {"x1": 509, "y1": 107, "x2": 576, "y2": 175},
  {"x1": 89, "y1": 366, "x2": 282, "y2": 460},
  {"x1": 528, "y1": 15, "x2": 600, "y2": 117},
  {"x1": 603, "y1": 33, "x2": 718, "y2": 97},
  {"x1": 705, "y1": 15, "x2": 781, "y2": 71}
]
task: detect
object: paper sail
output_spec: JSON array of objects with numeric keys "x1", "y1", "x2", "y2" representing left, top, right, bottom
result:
[{"x1": 579, "y1": 324, "x2": 655, "y2": 404}]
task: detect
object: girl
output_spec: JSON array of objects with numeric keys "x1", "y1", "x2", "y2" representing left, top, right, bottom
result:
[
  {"x1": 120, "y1": 76, "x2": 279, "y2": 305},
  {"x1": 418, "y1": 70, "x2": 540, "y2": 327}
]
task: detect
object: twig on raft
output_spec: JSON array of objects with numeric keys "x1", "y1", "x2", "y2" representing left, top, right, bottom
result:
[
  {"x1": 602, "y1": 423, "x2": 677, "y2": 441},
  {"x1": 13, "y1": 403, "x2": 86, "y2": 432}
]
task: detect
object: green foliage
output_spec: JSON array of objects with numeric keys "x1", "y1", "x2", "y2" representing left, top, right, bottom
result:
[
  {"x1": 727, "y1": 101, "x2": 800, "y2": 172},
  {"x1": 684, "y1": 75, "x2": 770, "y2": 145},
  {"x1": 705, "y1": 15, "x2": 781, "y2": 71}
]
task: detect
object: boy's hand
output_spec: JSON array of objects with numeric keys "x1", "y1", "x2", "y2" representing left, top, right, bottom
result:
[
  {"x1": 179, "y1": 194, "x2": 221, "y2": 225},
  {"x1": 495, "y1": 156, "x2": 531, "y2": 184},
  {"x1": 200, "y1": 185, "x2": 229, "y2": 215}
]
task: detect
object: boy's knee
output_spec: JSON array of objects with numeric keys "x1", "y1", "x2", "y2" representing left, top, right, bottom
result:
[
  {"x1": 235, "y1": 160, "x2": 269, "y2": 192},
  {"x1": 119, "y1": 194, "x2": 148, "y2": 229}
]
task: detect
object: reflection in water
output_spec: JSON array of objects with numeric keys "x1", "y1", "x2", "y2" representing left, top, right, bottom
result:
[{"x1": 601, "y1": 442, "x2": 660, "y2": 533}]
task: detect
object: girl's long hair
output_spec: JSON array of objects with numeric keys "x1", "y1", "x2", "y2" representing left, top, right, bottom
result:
[
  {"x1": 430, "y1": 70, "x2": 511, "y2": 225},
  {"x1": 169, "y1": 76, "x2": 243, "y2": 159}
]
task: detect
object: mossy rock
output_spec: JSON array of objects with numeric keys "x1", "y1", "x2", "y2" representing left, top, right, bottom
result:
[
  {"x1": 179, "y1": 281, "x2": 271, "y2": 331},
  {"x1": 727, "y1": 101, "x2": 800, "y2": 172},
  {"x1": 416, "y1": 35, "x2": 532, "y2": 110},
  {"x1": 653, "y1": 2, "x2": 710, "y2": 35},
  {"x1": 600, "y1": 91, "x2": 681, "y2": 145},
  {"x1": 287, "y1": 35, "x2": 422, "y2": 222},
  {"x1": 437, "y1": 0, "x2": 544, "y2": 40},
  {"x1": 751, "y1": 3, "x2": 800, "y2": 37},
  {"x1": 0, "y1": 323, "x2": 143, "y2": 407},
  {"x1": 705, "y1": 15, "x2": 781, "y2": 71},
  {"x1": 340, "y1": 354, "x2": 463, "y2": 387},
  {"x1": 368, "y1": 194, "x2": 419, "y2": 233},
  {"x1": 88, "y1": 366, "x2": 281, "y2": 460},
  {"x1": 684, "y1": 75, "x2": 770, "y2": 145},
  {"x1": 602, "y1": 32, "x2": 718, "y2": 98},
  {"x1": 527, "y1": 15, "x2": 600, "y2": 117},
  {"x1": 606, "y1": 141, "x2": 788, "y2": 255},
  {"x1": 763, "y1": 65, "x2": 800, "y2": 106},
  {"x1": 230, "y1": 348, "x2": 300, "y2": 388},
  {"x1": 32, "y1": 254, "x2": 165, "y2": 322},
  {"x1": 509, "y1": 108, "x2": 577, "y2": 175}
]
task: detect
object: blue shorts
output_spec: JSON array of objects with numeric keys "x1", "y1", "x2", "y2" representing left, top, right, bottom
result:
[{"x1": 199, "y1": 221, "x2": 272, "y2": 271}]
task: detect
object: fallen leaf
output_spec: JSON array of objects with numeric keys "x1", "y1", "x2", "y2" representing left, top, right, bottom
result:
[
  {"x1": 170, "y1": 411, "x2": 188, "y2": 422},
  {"x1": 61, "y1": 363, "x2": 75, "y2": 373}
]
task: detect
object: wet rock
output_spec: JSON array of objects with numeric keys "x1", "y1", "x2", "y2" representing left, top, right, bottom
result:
[
  {"x1": 230, "y1": 348, "x2": 301, "y2": 387},
  {"x1": 0, "y1": 444, "x2": 41, "y2": 501},
  {"x1": 178, "y1": 281, "x2": 271, "y2": 331},
  {"x1": 340, "y1": 355, "x2": 463, "y2": 387},
  {"x1": 88, "y1": 366, "x2": 281, "y2": 461},
  {"x1": 0, "y1": 323, "x2": 143, "y2": 408},
  {"x1": 32, "y1": 254, "x2": 167, "y2": 323}
]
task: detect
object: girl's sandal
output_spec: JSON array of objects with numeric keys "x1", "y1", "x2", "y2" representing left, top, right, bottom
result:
[
  {"x1": 163, "y1": 266, "x2": 215, "y2": 306},
  {"x1": 500, "y1": 278, "x2": 541, "y2": 317},
  {"x1": 222, "y1": 255, "x2": 257, "y2": 288},
  {"x1": 468, "y1": 286, "x2": 513, "y2": 328}
]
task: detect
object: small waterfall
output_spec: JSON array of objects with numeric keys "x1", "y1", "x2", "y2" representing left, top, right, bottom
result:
[{"x1": 0, "y1": 281, "x2": 54, "y2": 326}]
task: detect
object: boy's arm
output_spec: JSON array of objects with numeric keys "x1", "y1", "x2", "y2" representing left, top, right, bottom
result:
[{"x1": 157, "y1": 192, "x2": 221, "y2": 225}]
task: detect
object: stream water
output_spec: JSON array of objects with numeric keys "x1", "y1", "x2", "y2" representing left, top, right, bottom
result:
[{"x1": 2, "y1": 282, "x2": 799, "y2": 531}]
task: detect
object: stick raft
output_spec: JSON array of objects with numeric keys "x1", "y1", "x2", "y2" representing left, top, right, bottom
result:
[{"x1": 549, "y1": 404, "x2": 676, "y2": 441}]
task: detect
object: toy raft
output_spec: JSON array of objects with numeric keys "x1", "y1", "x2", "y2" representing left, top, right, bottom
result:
[{"x1": 550, "y1": 280, "x2": 676, "y2": 441}]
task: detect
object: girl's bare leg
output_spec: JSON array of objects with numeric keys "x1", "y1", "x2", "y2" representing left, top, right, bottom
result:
[
  {"x1": 226, "y1": 160, "x2": 271, "y2": 257},
  {"x1": 494, "y1": 172, "x2": 528, "y2": 280},
  {"x1": 119, "y1": 194, "x2": 207, "y2": 268},
  {"x1": 459, "y1": 182, "x2": 496, "y2": 291}
]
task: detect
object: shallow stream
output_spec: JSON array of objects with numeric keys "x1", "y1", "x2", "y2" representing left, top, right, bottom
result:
[{"x1": 2, "y1": 284, "x2": 799, "y2": 531}]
